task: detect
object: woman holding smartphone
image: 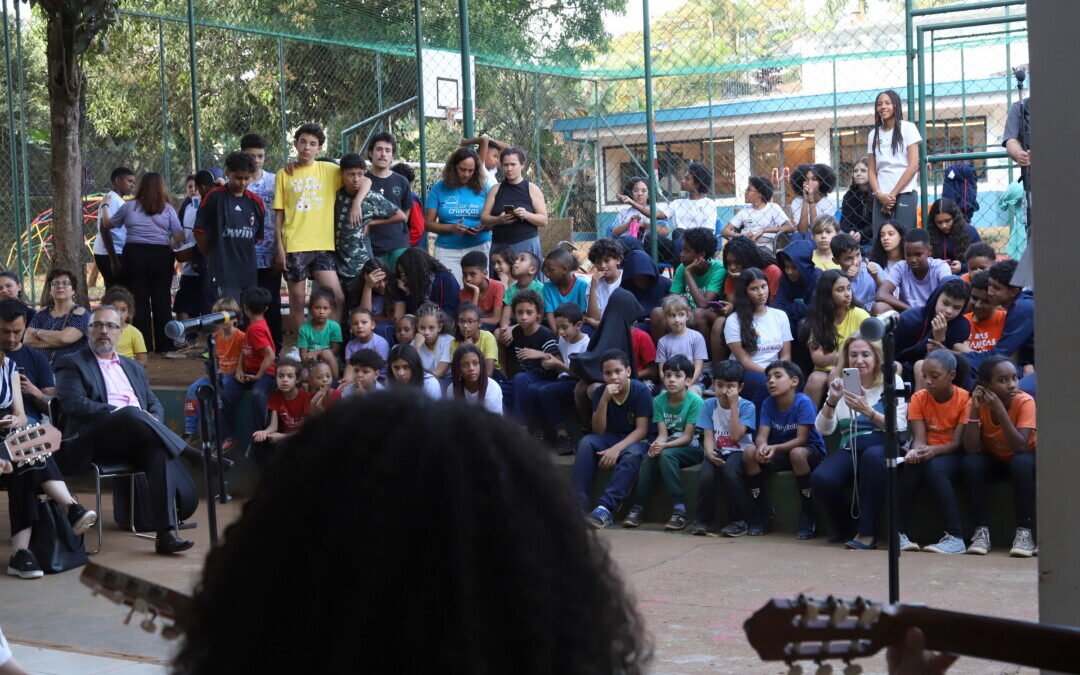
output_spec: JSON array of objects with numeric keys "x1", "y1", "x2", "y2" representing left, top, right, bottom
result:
[
  {"x1": 481, "y1": 146, "x2": 548, "y2": 264},
  {"x1": 425, "y1": 147, "x2": 493, "y2": 286},
  {"x1": 812, "y1": 335, "x2": 908, "y2": 550}
]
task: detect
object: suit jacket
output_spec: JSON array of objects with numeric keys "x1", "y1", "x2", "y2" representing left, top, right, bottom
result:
[{"x1": 54, "y1": 347, "x2": 184, "y2": 474}]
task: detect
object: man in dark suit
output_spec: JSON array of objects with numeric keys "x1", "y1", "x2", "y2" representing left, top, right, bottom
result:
[{"x1": 54, "y1": 306, "x2": 196, "y2": 554}]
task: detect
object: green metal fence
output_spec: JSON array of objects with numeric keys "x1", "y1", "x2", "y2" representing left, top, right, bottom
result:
[{"x1": 0, "y1": 0, "x2": 1029, "y2": 301}]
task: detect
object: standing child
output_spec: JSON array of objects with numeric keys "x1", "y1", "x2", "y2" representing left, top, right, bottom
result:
[
  {"x1": 541, "y1": 248, "x2": 590, "y2": 333},
  {"x1": 459, "y1": 251, "x2": 505, "y2": 329},
  {"x1": 496, "y1": 251, "x2": 544, "y2": 345},
  {"x1": 334, "y1": 153, "x2": 376, "y2": 312},
  {"x1": 535, "y1": 302, "x2": 590, "y2": 450},
  {"x1": 183, "y1": 297, "x2": 244, "y2": 440},
  {"x1": 450, "y1": 343, "x2": 503, "y2": 414},
  {"x1": 252, "y1": 360, "x2": 312, "y2": 467},
  {"x1": 194, "y1": 151, "x2": 264, "y2": 304},
  {"x1": 741, "y1": 361, "x2": 825, "y2": 539},
  {"x1": 506, "y1": 290, "x2": 560, "y2": 430},
  {"x1": 94, "y1": 167, "x2": 135, "y2": 289},
  {"x1": 450, "y1": 303, "x2": 500, "y2": 376},
  {"x1": 344, "y1": 306, "x2": 390, "y2": 365},
  {"x1": 102, "y1": 286, "x2": 148, "y2": 366},
  {"x1": 622, "y1": 355, "x2": 704, "y2": 531},
  {"x1": 691, "y1": 361, "x2": 757, "y2": 537},
  {"x1": 221, "y1": 287, "x2": 278, "y2": 451},
  {"x1": 655, "y1": 295, "x2": 708, "y2": 386},
  {"x1": 961, "y1": 356, "x2": 1037, "y2": 558},
  {"x1": 412, "y1": 303, "x2": 453, "y2": 378},
  {"x1": 585, "y1": 238, "x2": 624, "y2": 327},
  {"x1": 297, "y1": 288, "x2": 343, "y2": 379},
  {"x1": 810, "y1": 215, "x2": 841, "y2": 271},
  {"x1": 241, "y1": 132, "x2": 283, "y2": 349},
  {"x1": 573, "y1": 349, "x2": 652, "y2": 529}
]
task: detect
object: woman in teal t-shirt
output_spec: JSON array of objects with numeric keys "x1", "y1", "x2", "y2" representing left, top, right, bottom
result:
[{"x1": 425, "y1": 147, "x2": 492, "y2": 286}]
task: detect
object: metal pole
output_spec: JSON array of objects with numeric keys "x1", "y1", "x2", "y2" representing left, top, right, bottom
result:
[
  {"x1": 158, "y1": 19, "x2": 172, "y2": 187},
  {"x1": 2, "y1": 2, "x2": 24, "y2": 288},
  {"x1": 883, "y1": 332, "x2": 900, "y2": 604},
  {"x1": 593, "y1": 81, "x2": 602, "y2": 232},
  {"x1": 278, "y1": 37, "x2": 288, "y2": 161},
  {"x1": 831, "y1": 57, "x2": 838, "y2": 170},
  {"x1": 1004, "y1": 4, "x2": 1014, "y2": 187},
  {"x1": 186, "y1": 0, "x2": 202, "y2": 167},
  {"x1": 458, "y1": 0, "x2": 474, "y2": 139},
  {"x1": 13, "y1": 0, "x2": 31, "y2": 287},
  {"x1": 375, "y1": 52, "x2": 384, "y2": 135},
  {"x1": 909, "y1": 0, "x2": 1024, "y2": 17},
  {"x1": 706, "y1": 16, "x2": 716, "y2": 184},
  {"x1": 643, "y1": 0, "x2": 659, "y2": 264},
  {"x1": 960, "y1": 47, "x2": 968, "y2": 157},
  {"x1": 533, "y1": 72, "x2": 542, "y2": 190},
  {"x1": 414, "y1": 0, "x2": 427, "y2": 202},
  {"x1": 917, "y1": 28, "x2": 929, "y2": 219},
  {"x1": 905, "y1": 0, "x2": 915, "y2": 118}
]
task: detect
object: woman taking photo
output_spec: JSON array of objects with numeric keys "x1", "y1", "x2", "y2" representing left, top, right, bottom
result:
[
  {"x1": 102, "y1": 172, "x2": 183, "y2": 353},
  {"x1": 25, "y1": 268, "x2": 89, "y2": 365},
  {"x1": 840, "y1": 157, "x2": 875, "y2": 250},
  {"x1": 613, "y1": 176, "x2": 676, "y2": 263},
  {"x1": 426, "y1": 147, "x2": 493, "y2": 286},
  {"x1": 481, "y1": 146, "x2": 548, "y2": 263},
  {"x1": 866, "y1": 90, "x2": 922, "y2": 236},
  {"x1": 721, "y1": 176, "x2": 791, "y2": 251}
]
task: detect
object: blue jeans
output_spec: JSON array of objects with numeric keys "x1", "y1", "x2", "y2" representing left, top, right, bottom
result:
[
  {"x1": 536, "y1": 378, "x2": 578, "y2": 432},
  {"x1": 741, "y1": 369, "x2": 769, "y2": 426},
  {"x1": 572, "y1": 433, "x2": 647, "y2": 513},
  {"x1": 184, "y1": 377, "x2": 210, "y2": 435},
  {"x1": 811, "y1": 431, "x2": 887, "y2": 538},
  {"x1": 220, "y1": 373, "x2": 276, "y2": 446}
]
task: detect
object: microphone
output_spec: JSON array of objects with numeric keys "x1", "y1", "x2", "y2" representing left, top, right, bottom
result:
[
  {"x1": 1013, "y1": 67, "x2": 1026, "y2": 86},
  {"x1": 165, "y1": 311, "x2": 236, "y2": 340},
  {"x1": 860, "y1": 311, "x2": 901, "y2": 341}
]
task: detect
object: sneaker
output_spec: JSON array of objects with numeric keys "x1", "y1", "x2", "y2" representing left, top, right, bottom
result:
[
  {"x1": 1009, "y1": 527, "x2": 1036, "y2": 558},
  {"x1": 664, "y1": 510, "x2": 689, "y2": 531},
  {"x1": 586, "y1": 506, "x2": 613, "y2": 529},
  {"x1": 690, "y1": 522, "x2": 710, "y2": 536},
  {"x1": 721, "y1": 520, "x2": 748, "y2": 537},
  {"x1": 282, "y1": 346, "x2": 301, "y2": 362},
  {"x1": 966, "y1": 526, "x2": 991, "y2": 555},
  {"x1": 6, "y1": 549, "x2": 43, "y2": 579},
  {"x1": 898, "y1": 532, "x2": 920, "y2": 552},
  {"x1": 795, "y1": 509, "x2": 817, "y2": 540},
  {"x1": 622, "y1": 506, "x2": 644, "y2": 529},
  {"x1": 67, "y1": 502, "x2": 97, "y2": 536},
  {"x1": 924, "y1": 533, "x2": 966, "y2": 555},
  {"x1": 747, "y1": 506, "x2": 774, "y2": 536}
]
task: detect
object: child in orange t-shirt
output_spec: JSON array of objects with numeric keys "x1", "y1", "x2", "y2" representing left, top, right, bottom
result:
[
  {"x1": 961, "y1": 355, "x2": 1037, "y2": 558},
  {"x1": 897, "y1": 351, "x2": 971, "y2": 554},
  {"x1": 958, "y1": 271, "x2": 1007, "y2": 353},
  {"x1": 183, "y1": 298, "x2": 245, "y2": 438}
]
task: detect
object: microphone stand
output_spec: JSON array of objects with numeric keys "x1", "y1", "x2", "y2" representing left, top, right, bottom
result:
[
  {"x1": 882, "y1": 330, "x2": 900, "y2": 604},
  {"x1": 193, "y1": 328, "x2": 231, "y2": 547},
  {"x1": 1015, "y1": 71, "x2": 1031, "y2": 234}
]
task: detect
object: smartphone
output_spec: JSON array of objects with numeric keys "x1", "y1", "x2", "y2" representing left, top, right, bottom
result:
[
  {"x1": 842, "y1": 368, "x2": 862, "y2": 395},
  {"x1": 502, "y1": 205, "x2": 516, "y2": 215}
]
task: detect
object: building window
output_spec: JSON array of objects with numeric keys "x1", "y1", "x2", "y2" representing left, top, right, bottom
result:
[
  {"x1": 750, "y1": 130, "x2": 816, "y2": 182},
  {"x1": 830, "y1": 126, "x2": 873, "y2": 188},
  {"x1": 605, "y1": 137, "x2": 735, "y2": 204}
]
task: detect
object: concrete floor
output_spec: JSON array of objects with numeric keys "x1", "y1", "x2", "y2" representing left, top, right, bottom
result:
[{"x1": 1, "y1": 495, "x2": 1037, "y2": 674}]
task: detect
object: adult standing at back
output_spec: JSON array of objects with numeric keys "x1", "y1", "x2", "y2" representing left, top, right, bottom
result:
[
  {"x1": 866, "y1": 90, "x2": 921, "y2": 236},
  {"x1": 101, "y1": 172, "x2": 183, "y2": 353},
  {"x1": 426, "y1": 147, "x2": 492, "y2": 286},
  {"x1": 93, "y1": 167, "x2": 135, "y2": 289},
  {"x1": 365, "y1": 132, "x2": 412, "y2": 268},
  {"x1": 481, "y1": 146, "x2": 548, "y2": 263}
]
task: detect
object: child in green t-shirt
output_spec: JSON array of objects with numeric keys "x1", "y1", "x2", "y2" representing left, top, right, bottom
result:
[
  {"x1": 297, "y1": 288, "x2": 343, "y2": 379},
  {"x1": 496, "y1": 251, "x2": 544, "y2": 346},
  {"x1": 651, "y1": 228, "x2": 727, "y2": 345},
  {"x1": 622, "y1": 355, "x2": 704, "y2": 531}
]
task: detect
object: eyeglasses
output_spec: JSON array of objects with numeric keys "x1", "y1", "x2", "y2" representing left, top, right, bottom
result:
[
  {"x1": 89, "y1": 322, "x2": 122, "y2": 331},
  {"x1": 50, "y1": 280, "x2": 72, "y2": 288}
]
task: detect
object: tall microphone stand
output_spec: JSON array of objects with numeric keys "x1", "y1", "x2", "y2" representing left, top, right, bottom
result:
[
  {"x1": 193, "y1": 328, "x2": 231, "y2": 548},
  {"x1": 881, "y1": 330, "x2": 900, "y2": 604},
  {"x1": 1015, "y1": 69, "x2": 1031, "y2": 233}
]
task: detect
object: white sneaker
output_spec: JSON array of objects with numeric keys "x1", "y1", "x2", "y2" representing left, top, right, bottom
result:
[
  {"x1": 898, "y1": 532, "x2": 920, "y2": 552},
  {"x1": 924, "y1": 533, "x2": 966, "y2": 555},
  {"x1": 1009, "y1": 527, "x2": 1035, "y2": 558},
  {"x1": 966, "y1": 526, "x2": 990, "y2": 555}
]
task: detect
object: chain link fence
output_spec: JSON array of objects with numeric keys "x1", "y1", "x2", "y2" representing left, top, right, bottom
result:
[{"x1": 0, "y1": 0, "x2": 1029, "y2": 302}]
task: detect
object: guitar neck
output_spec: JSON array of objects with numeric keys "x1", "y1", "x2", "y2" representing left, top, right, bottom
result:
[{"x1": 893, "y1": 606, "x2": 1080, "y2": 673}]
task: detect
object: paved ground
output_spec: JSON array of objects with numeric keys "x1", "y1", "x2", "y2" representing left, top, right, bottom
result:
[{"x1": 1, "y1": 495, "x2": 1037, "y2": 674}]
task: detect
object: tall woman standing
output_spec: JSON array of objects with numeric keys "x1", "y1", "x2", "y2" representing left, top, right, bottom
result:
[
  {"x1": 866, "y1": 90, "x2": 922, "y2": 237},
  {"x1": 425, "y1": 147, "x2": 492, "y2": 286},
  {"x1": 103, "y1": 172, "x2": 183, "y2": 353},
  {"x1": 481, "y1": 147, "x2": 548, "y2": 263}
]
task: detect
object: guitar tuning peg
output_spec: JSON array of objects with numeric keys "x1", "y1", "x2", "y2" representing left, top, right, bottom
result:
[
  {"x1": 815, "y1": 664, "x2": 833, "y2": 675},
  {"x1": 843, "y1": 664, "x2": 863, "y2": 675},
  {"x1": 123, "y1": 605, "x2": 137, "y2": 626},
  {"x1": 832, "y1": 599, "x2": 849, "y2": 625},
  {"x1": 859, "y1": 604, "x2": 881, "y2": 628},
  {"x1": 140, "y1": 616, "x2": 157, "y2": 633},
  {"x1": 161, "y1": 624, "x2": 180, "y2": 640}
]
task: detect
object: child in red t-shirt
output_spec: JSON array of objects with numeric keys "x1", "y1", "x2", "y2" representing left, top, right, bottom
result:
[
  {"x1": 253, "y1": 360, "x2": 312, "y2": 466},
  {"x1": 221, "y1": 287, "x2": 278, "y2": 452}
]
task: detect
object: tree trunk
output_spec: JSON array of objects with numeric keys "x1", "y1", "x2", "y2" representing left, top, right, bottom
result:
[{"x1": 45, "y1": 10, "x2": 89, "y2": 305}]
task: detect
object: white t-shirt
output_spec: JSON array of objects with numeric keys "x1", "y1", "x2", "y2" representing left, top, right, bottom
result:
[
  {"x1": 94, "y1": 190, "x2": 127, "y2": 254},
  {"x1": 480, "y1": 165, "x2": 498, "y2": 191},
  {"x1": 868, "y1": 119, "x2": 922, "y2": 194},
  {"x1": 723, "y1": 307, "x2": 793, "y2": 369},
  {"x1": 727, "y1": 202, "x2": 789, "y2": 248},
  {"x1": 594, "y1": 271, "x2": 623, "y2": 315},
  {"x1": 456, "y1": 382, "x2": 503, "y2": 414},
  {"x1": 612, "y1": 207, "x2": 654, "y2": 237},
  {"x1": 177, "y1": 195, "x2": 200, "y2": 277},
  {"x1": 558, "y1": 334, "x2": 590, "y2": 379},
  {"x1": 416, "y1": 334, "x2": 453, "y2": 373},
  {"x1": 422, "y1": 373, "x2": 444, "y2": 399},
  {"x1": 789, "y1": 195, "x2": 838, "y2": 228},
  {"x1": 664, "y1": 197, "x2": 717, "y2": 231}
]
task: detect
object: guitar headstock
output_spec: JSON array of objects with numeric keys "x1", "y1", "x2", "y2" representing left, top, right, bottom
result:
[
  {"x1": 745, "y1": 595, "x2": 895, "y2": 671},
  {"x1": 79, "y1": 562, "x2": 191, "y2": 640},
  {"x1": 2, "y1": 423, "x2": 61, "y2": 467}
]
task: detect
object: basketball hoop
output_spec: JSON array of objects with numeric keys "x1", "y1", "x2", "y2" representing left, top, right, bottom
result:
[{"x1": 444, "y1": 107, "x2": 460, "y2": 130}]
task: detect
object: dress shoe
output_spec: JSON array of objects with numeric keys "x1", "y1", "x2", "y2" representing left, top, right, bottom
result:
[{"x1": 155, "y1": 530, "x2": 194, "y2": 555}]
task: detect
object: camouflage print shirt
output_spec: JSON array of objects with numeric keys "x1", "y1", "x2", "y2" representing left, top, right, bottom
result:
[{"x1": 335, "y1": 188, "x2": 397, "y2": 278}]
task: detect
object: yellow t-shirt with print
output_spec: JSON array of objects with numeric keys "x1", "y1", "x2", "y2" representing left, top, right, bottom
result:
[
  {"x1": 272, "y1": 161, "x2": 340, "y2": 253},
  {"x1": 451, "y1": 330, "x2": 501, "y2": 372}
]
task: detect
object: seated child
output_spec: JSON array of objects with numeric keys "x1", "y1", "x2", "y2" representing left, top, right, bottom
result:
[
  {"x1": 740, "y1": 360, "x2": 824, "y2": 539},
  {"x1": 772, "y1": 239, "x2": 819, "y2": 333},
  {"x1": 536, "y1": 302, "x2": 590, "y2": 450},
  {"x1": 874, "y1": 228, "x2": 951, "y2": 315},
  {"x1": 307, "y1": 361, "x2": 335, "y2": 413},
  {"x1": 961, "y1": 259, "x2": 1034, "y2": 375},
  {"x1": 298, "y1": 288, "x2": 343, "y2": 379},
  {"x1": 620, "y1": 248, "x2": 671, "y2": 326},
  {"x1": 961, "y1": 356, "x2": 1037, "y2": 558},
  {"x1": 450, "y1": 302, "x2": 500, "y2": 377},
  {"x1": 489, "y1": 244, "x2": 515, "y2": 292},
  {"x1": 897, "y1": 351, "x2": 970, "y2": 554},
  {"x1": 655, "y1": 295, "x2": 707, "y2": 386},
  {"x1": 810, "y1": 215, "x2": 841, "y2": 271},
  {"x1": 344, "y1": 306, "x2": 390, "y2": 364},
  {"x1": 449, "y1": 343, "x2": 503, "y2": 414},
  {"x1": 460, "y1": 250, "x2": 505, "y2": 329},
  {"x1": 328, "y1": 348, "x2": 385, "y2": 406},
  {"x1": 804, "y1": 270, "x2": 869, "y2": 405},
  {"x1": 959, "y1": 242, "x2": 995, "y2": 284},
  {"x1": 541, "y1": 248, "x2": 590, "y2": 334},
  {"x1": 395, "y1": 313, "x2": 417, "y2": 346},
  {"x1": 958, "y1": 271, "x2": 1006, "y2": 354},
  {"x1": 691, "y1": 361, "x2": 756, "y2": 537},
  {"x1": 506, "y1": 290, "x2": 560, "y2": 431},
  {"x1": 831, "y1": 233, "x2": 878, "y2": 313},
  {"x1": 622, "y1": 355, "x2": 703, "y2": 531},
  {"x1": 183, "y1": 297, "x2": 245, "y2": 440},
  {"x1": 585, "y1": 238, "x2": 624, "y2": 327},
  {"x1": 359, "y1": 257, "x2": 405, "y2": 341},
  {"x1": 412, "y1": 303, "x2": 453, "y2": 378},
  {"x1": 252, "y1": 360, "x2": 311, "y2": 467},
  {"x1": 572, "y1": 349, "x2": 652, "y2": 529},
  {"x1": 220, "y1": 287, "x2": 277, "y2": 451},
  {"x1": 651, "y1": 228, "x2": 725, "y2": 345},
  {"x1": 895, "y1": 278, "x2": 971, "y2": 390},
  {"x1": 387, "y1": 343, "x2": 442, "y2": 399},
  {"x1": 102, "y1": 285, "x2": 147, "y2": 366},
  {"x1": 496, "y1": 251, "x2": 543, "y2": 345}
]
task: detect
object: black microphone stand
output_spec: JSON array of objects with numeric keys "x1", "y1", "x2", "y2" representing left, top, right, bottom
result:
[
  {"x1": 881, "y1": 330, "x2": 900, "y2": 604},
  {"x1": 193, "y1": 328, "x2": 231, "y2": 548},
  {"x1": 1015, "y1": 69, "x2": 1031, "y2": 233}
]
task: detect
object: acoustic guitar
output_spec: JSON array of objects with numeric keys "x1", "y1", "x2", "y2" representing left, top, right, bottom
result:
[
  {"x1": 0, "y1": 423, "x2": 61, "y2": 468},
  {"x1": 79, "y1": 562, "x2": 191, "y2": 640}
]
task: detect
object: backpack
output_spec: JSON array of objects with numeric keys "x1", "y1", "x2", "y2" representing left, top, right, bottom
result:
[{"x1": 941, "y1": 163, "x2": 979, "y2": 218}]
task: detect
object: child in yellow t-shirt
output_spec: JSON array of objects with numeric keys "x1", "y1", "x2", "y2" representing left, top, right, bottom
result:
[{"x1": 102, "y1": 286, "x2": 147, "y2": 366}]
